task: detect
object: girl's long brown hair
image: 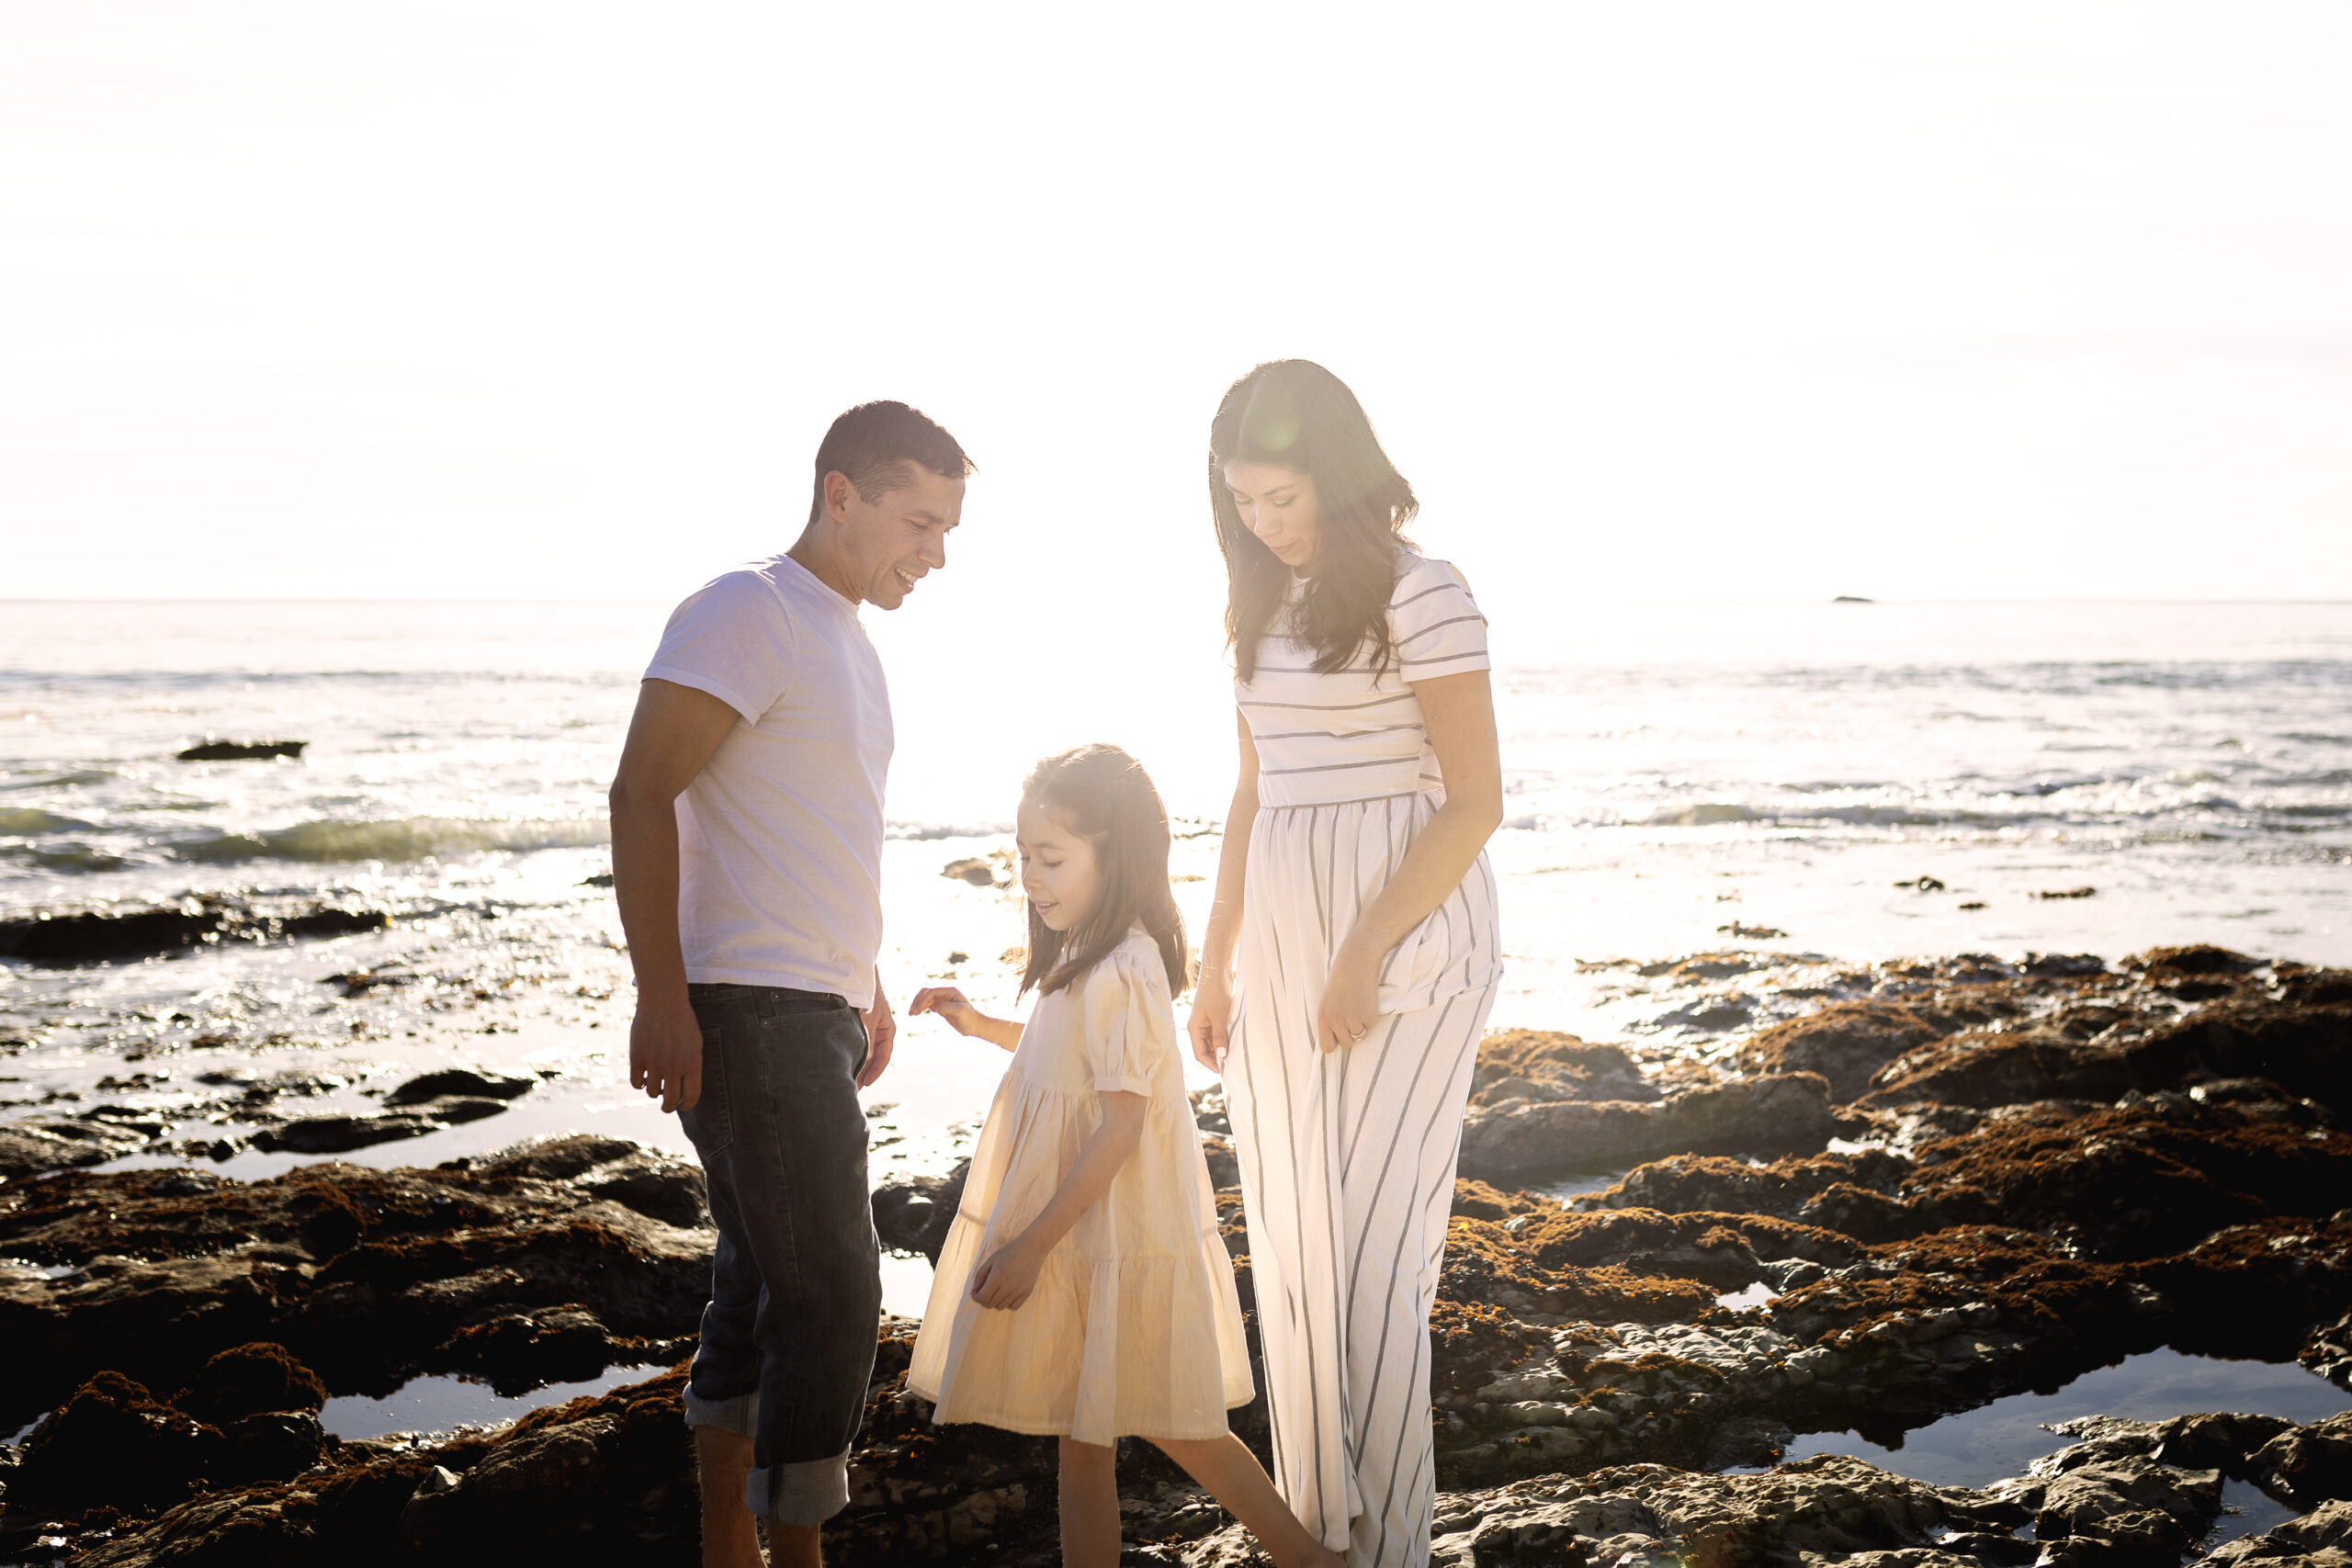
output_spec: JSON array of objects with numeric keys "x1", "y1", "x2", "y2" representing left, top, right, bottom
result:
[
  {"x1": 1018, "y1": 744, "x2": 1187, "y2": 998},
  {"x1": 1209, "y1": 359, "x2": 1419, "y2": 682}
]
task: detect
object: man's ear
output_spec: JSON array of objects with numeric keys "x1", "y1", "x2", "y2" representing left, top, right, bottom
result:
[{"x1": 822, "y1": 469, "x2": 859, "y2": 523}]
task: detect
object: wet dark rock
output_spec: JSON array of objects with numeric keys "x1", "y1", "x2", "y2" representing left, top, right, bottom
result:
[
  {"x1": 2032, "y1": 1455, "x2": 2222, "y2": 1561},
  {"x1": 0, "y1": 896, "x2": 388, "y2": 966},
  {"x1": 250, "y1": 1114, "x2": 439, "y2": 1154},
  {"x1": 1735, "y1": 1002, "x2": 1946, "y2": 1103},
  {"x1": 2307, "y1": 1307, "x2": 2352, "y2": 1391},
  {"x1": 2132, "y1": 945, "x2": 2262, "y2": 980},
  {"x1": 175, "y1": 740, "x2": 307, "y2": 761},
  {"x1": 383, "y1": 1069, "x2": 534, "y2": 1107},
  {"x1": 10, "y1": 1371, "x2": 224, "y2": 1516},
  {"x1": 221, "y1": 1409, "x2": 326, "y2": 1485},
  {"x1": 1200, "y1": 1454, "x2": 2026, "y2": 1568},
  {"x1": 0, "y1": 1135, "x2": 712, "y2": 1426},
  {"x1": 2251, "y1": 1410, "x2": 2352, "y2": 1507},
  {"x1": 872, "y1": 1160, "x2": 970, "y2": 1264},
  {"x1": 1652, "y1": 993, "x2": 1758, "y2": 1032},
  {"x1": 2197, "y1": 1496, "x2": 2352, "y2": 1565},
  {"x1": 942, "y1": 856, "x2": 1002, "y2": 887},
  {"x1": 173, "y1": 1342, "x2": 326, "y2": 1429},
  {"x1": 1458, "y1": 1072, "x2": 1838, "y2": 1185},
  {"x1": 1864, "y1": 1002, "x2": 2352, "y2": 1115},
  {"x1": 2283, "y1": 968, "x2": 2352, "y2": 1009},
  {"x1": 0, "y1": 1122, "x2": 124, "y2": 1181},
  {"x1": 572, "y1": 1148, "x2": 709, "y2": 1230},
  {"x1": 1473, "y1": 1032, "x2": 1659, "y2": 1108},
  {"x1": 438, "y1": 1307, "x2": 618, "y2": 1393}
]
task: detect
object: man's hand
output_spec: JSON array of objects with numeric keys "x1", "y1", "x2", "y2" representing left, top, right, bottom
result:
[
  {"x1": 857, "y1": 976, "x2": 895, "y2": 1089},
  {"x1": 970, "y1": 1236, "x2": 1044, "y2": 1311},
  {"x1": 629, "y1": 995, "x2": 703, "y2": 1112}
]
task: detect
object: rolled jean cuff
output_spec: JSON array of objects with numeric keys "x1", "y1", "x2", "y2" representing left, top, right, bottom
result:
[
  {"x1": 681, "y1": 1382, "x2": 758, "y2": 1438},
  {"x1": 745, "y1": 1449, "x2": 852, "y2": 1528}
]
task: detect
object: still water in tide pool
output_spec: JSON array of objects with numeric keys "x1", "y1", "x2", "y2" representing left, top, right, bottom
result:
[{"x1": 1786, "y1": 1347, "x2": 2352, "y2": 1488}]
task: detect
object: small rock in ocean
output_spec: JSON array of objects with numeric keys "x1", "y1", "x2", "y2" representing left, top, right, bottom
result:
[
  {"x1": 946, "y1": 950, "x2": 968, "y2": 964},
  {"x1": 1714, "y1": 921, "x2": 1786, "y2": 939},
  {"x1": 326, "y1": 967, "x2": 414, "y2": 997},
  {"x1": 579, "y1": 872, "x2": 615, "y2": 887},
  {"x1": 1960, "y1": 899, "x2": 1987, "y2": 909},
  {"x1": 2036, "y1": 886, "x2": 2098, "y2": 899},
  {"x1": 174, "y1": 739, "x2": 308, "y2": 761},
  {"x1": 1894, "y1": 874, "x2": 1947, "y2": 892},
  {"x1": 1649, "y1": 993, "x2": 1756, "y2": 1032},
  {"x1": 384, "y1": 1068, "x2": 536, "y2": 1106},
  {"x1": 0, "y1": 897, "x2": 387, "y2": 965},
  {"x1": 942, "y1": 856, "x2": 1001, "y2": 887}
]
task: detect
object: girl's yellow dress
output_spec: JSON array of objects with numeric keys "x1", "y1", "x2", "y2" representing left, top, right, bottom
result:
[{"x1": 907, "y1": 925, "x2": 1254, "y2": 1443}]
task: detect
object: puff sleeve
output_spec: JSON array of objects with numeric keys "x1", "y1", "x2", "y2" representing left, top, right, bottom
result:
[
  {"x1": 1080, "y1": 948, "x2": 1173, "y2": 1098},
  {"x1": 1387, "y1": 558, "x2": 1490, "y2": 679}
]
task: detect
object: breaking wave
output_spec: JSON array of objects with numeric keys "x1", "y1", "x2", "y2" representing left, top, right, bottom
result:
[
  {"x1": 173, "y1": 816, "x2": 610, "y2": 864},
  {"x1": 0, "y1": 807, "x2": 96, "y2": 836}
]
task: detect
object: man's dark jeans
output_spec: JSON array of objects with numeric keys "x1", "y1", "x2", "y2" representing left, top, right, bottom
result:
[{"x1": 678, "y1": 983, "x2": 880, "y2": 1528}]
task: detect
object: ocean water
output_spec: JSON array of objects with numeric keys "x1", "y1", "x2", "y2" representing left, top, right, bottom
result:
[{"x1": 3, "y1": 599, "x2": 2348, "y2": 1242}]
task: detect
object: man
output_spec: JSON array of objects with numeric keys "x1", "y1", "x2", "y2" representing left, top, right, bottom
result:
[{"x1": 609, "y1": 400, "x2": 970, "y2": 1567}]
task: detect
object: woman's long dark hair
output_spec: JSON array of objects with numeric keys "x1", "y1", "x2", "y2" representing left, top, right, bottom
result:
[
  {"x1": 1210, "y1": 360, "x2": 1419, "y2": 682},
  {"x1": 1018, "y1": 744, "x2": 1188, "y2": 998}
]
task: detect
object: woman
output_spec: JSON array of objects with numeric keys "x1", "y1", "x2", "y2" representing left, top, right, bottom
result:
[{"x1": 1188, "y1": 360, "x2": 1504, "y2": 1567}]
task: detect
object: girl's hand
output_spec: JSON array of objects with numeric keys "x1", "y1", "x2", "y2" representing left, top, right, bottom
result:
[
  {"x1": 970, "y1": 1237, "x2": 1044, "y2": 1310},
  {"x1": 1316, "y1": 945, "x2": 1381, "y2": 1054},
  {"x1": 1188, "y1": 971, "x2": 1234, "y2": 1074},
  {"x1": 910, "y1": 986, "x2": 985, "y2": 1038}
]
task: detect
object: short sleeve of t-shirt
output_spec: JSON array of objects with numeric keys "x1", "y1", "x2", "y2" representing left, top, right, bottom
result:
[
  {"x1": 644, "y1": 570, "x2": 798, "y2": 724},
  {"x1": 1080, "y1": 945, "x2": 1172, "y2": 1098},
  {"x1": 1389, "y1": 558, "x2": 1490, "y2": 680}
]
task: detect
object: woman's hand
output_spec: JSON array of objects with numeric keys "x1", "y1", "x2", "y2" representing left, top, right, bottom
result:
[
  {"x1": 1188, "y1": 971, "x2": 1234, "y2": 1073},
  {"x1": 970, "y1": 1236, "x2": 1045, "y2": 1310},
  {"x1": 1316, "y1": 944, "x2": 1381, "y2": 1053}
]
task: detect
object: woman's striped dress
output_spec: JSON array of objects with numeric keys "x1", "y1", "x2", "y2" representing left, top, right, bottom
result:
[{"x1": 1223, "y1": 549, "x2": 1502, "y2": 1566}]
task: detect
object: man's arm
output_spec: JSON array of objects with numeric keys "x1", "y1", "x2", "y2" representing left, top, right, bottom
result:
[{"x1": 609, "y1": 678, "x2": 741, "y2": 1112}]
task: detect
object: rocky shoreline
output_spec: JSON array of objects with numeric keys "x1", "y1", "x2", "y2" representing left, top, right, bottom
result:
[{"x1": 1, "y1": 942, "x2": 2347, "y2": 1565}]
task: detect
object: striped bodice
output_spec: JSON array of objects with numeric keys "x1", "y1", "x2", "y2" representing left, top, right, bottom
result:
[{"x1": 1236, "y1": 551, "x2": 1491, "y2": 809}]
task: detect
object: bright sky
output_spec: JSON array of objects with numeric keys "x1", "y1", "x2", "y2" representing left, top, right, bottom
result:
[{"x1": 4, "y1": 2, "x2": 2349, "y2": 626}]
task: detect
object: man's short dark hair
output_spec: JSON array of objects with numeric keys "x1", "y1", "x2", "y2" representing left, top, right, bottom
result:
[{"x1": 808, "y1": 400, "x2": 974, "y2": 526}]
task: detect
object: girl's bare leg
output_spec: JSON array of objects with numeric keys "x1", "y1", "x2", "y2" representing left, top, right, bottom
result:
[
  {"x1": 1148, "y1": 1434, "x2": 1344, "y2": 1568},
  {"x1": 1057, "y1": 1436, "x2": 1123, "y2": 1568}
]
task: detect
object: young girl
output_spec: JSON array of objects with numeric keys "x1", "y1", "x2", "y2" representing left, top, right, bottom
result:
[{"x1": 907, "y1": 744, "x2": 1341, "y2": 1568}]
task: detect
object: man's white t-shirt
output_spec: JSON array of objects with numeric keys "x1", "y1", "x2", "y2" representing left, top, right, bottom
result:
[{"x1": 643, "y1": 555, "x2": 890, "y2": 1008}]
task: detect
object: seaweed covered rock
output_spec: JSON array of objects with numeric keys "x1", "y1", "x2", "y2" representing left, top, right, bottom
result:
[
  {"x1": 1473, "y1": 1031, "x2": 1659, "y2": 1107},
  {"x1": 1735, "y1": 1001, "x2": 1947, "y2": 1103},
  {"x1": 1458, "y1": 1073, "x2": 1839, "y2": 1185},
  {"x1": 0, "y1": 1134, "x2": 709, "y2": 1426},
  {"x1": 10, "y1": 1371, "x2": 224, "y2": 1516}
]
